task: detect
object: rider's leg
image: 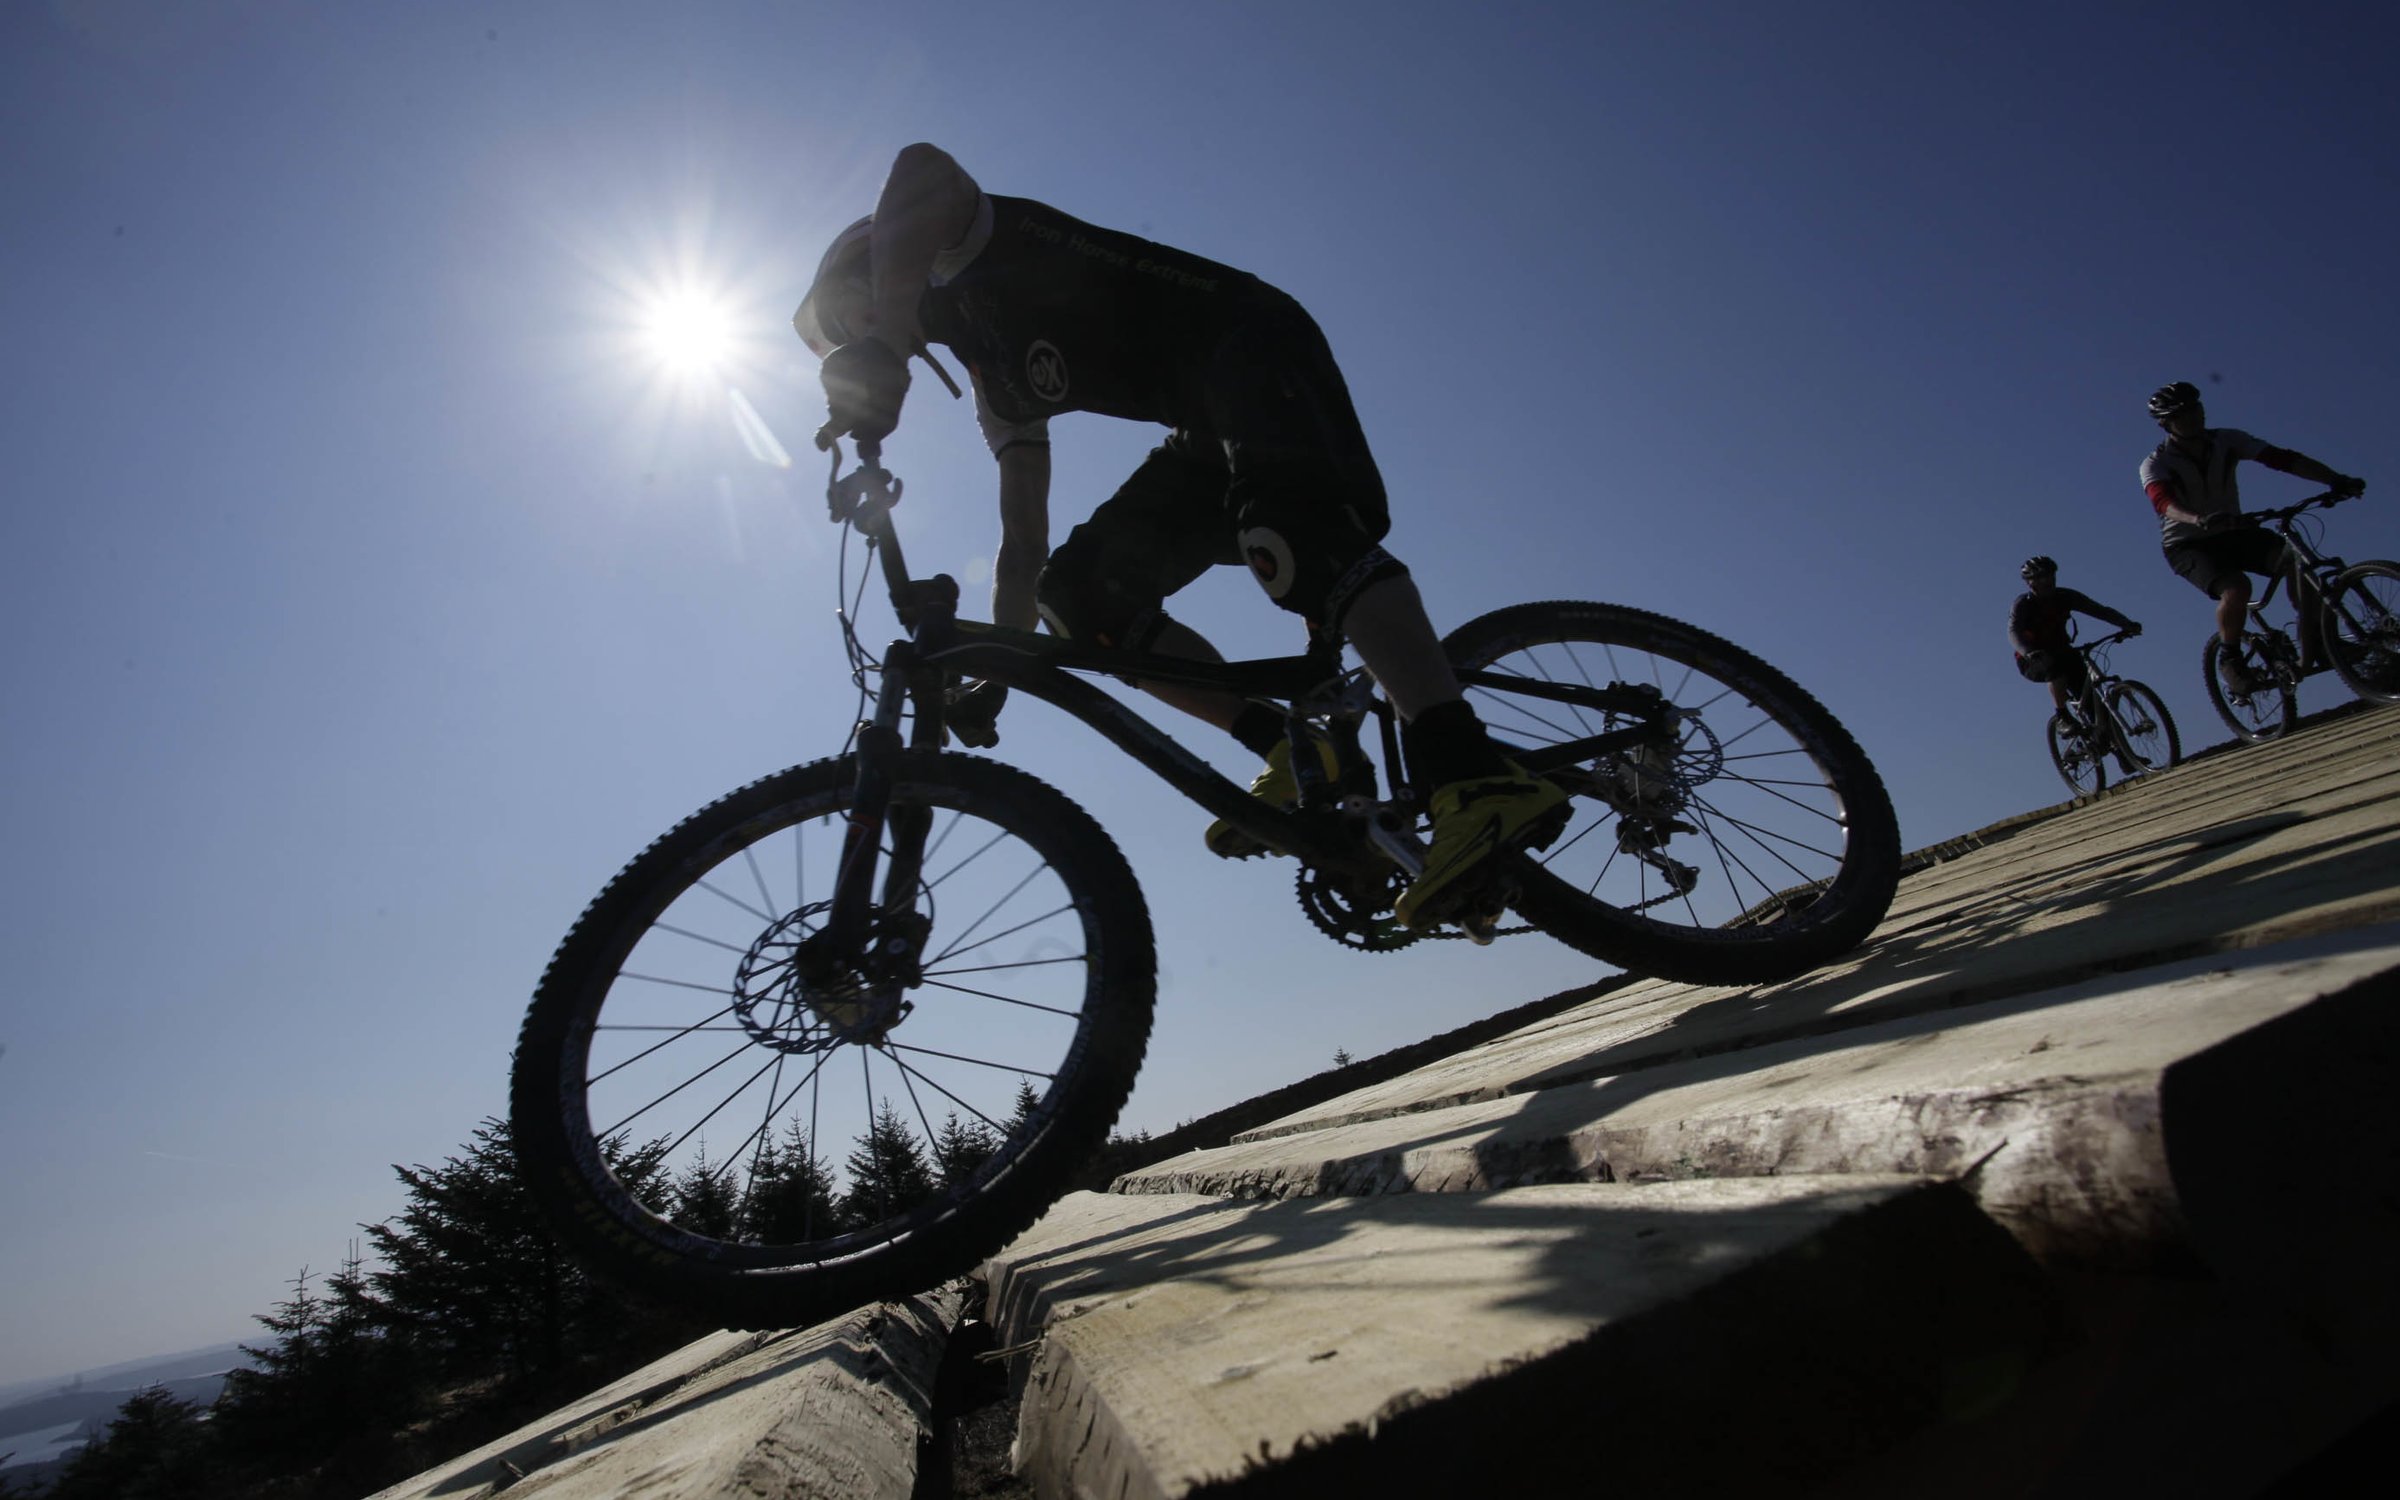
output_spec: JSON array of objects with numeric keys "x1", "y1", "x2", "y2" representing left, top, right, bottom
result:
[
  {"x1": 2171, "y1": 538, "x2": 2266, "y2": 694},
  {"x1": 1341, "y1": 573, "x2": 1462, "y2": 720},
  {"x1": 1038, "y1": 436, "x2": 1262, "y2": 734},
  {"x1": 2216, "y1": 574, "x2": 2252, "y2": 650},
  {"x1": 1231, "y1": 526, "x2": 1564, "y2": 924},
  {"x1": 1203, "y1": 312, "x2": 1563, "y2": 919},
  {"x1": 1127, "y1": 617, "x2": 1245, "y2": 731}
]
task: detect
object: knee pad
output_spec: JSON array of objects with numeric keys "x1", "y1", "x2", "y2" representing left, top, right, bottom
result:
[
  {"x1": 1238, "y1": 527, "x2": 1408, "y2": 631},
  {"x1": 1035, "y1": 563, "x2": 1170, "y2": 655},
  {"x1": 1036, "y1": 559, "x2": 1127, "y2": 645}
]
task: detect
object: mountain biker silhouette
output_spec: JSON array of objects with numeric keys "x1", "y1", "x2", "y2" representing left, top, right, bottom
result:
[
  {"x1": 793, "y1": 143, "x2": 1563, "y2": 930},
  {"x1": 2141, "y1": 381, "x2": 2366, "y2": 696},
  {"x1": 2010, "y1": 555, "x2": 2140, "y2": 721}
]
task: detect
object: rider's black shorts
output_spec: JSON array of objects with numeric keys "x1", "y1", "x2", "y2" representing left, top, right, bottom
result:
[
  {"x1": 2016, "y1": 649, "x2": 2087, "y2": 695},
  {"x1": 1038, "y1": 297, "x2": 1400, "y2": 642},
  {"x1": 2166, "y1": 529, "x2": 2289, "y2": 599}
]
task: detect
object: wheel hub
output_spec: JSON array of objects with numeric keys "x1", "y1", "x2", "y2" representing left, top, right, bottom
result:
[{"x1": 735, "y1": 904, "x2": 913, "y2": 1050}]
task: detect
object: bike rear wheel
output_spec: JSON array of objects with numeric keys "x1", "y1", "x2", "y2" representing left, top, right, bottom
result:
[
  {"x1": 2320, "y1": 561, "x2": 2400, "y2": 704},
  {"x1": 2106, "y1": 680, "x2": 2181, "y2": 773},
  {"x1": 510, "y1": 751, "x2": 1154, "y2": 1329},
  {"x1": 1445, "y1": 601, "x2": 1901, "y2": 986},
  {"x1": 2203, "y1": 633, "x2": 2298, "y2": 742},
  {"x1": 2047, "y1": 711, "x2": 2104, "y2": 795}
]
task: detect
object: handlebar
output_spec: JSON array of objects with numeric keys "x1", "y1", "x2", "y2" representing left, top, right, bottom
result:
[{"x1": 2236, "y1": 489, "x2": 2353, "y2": 528}]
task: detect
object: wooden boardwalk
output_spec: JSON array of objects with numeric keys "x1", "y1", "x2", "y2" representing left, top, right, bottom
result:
[{"x1": 376, "y1": 706, "x2": 2400, "y2": 1498}]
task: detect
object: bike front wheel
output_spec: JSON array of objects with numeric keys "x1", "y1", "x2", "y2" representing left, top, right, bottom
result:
[
  {"x1": 2203, "y1": 633, "x2": 2298, "y2": 742},
  {"x1": 510, "y1": 751, "x2": 1155, "y2": 1329},
  {"x1": 2320, "y1": 561, "x2": 2400, "y2": 705},
  {"x1": 2047, "y1": 712, "x2": 2104, "y2": 796},
  {"x1": 2106, "y1": 680, "x2": 2182, "y2": 773},
  {"x1": 1446, "y1": 601, "x2": 1901, "y2": 986}
]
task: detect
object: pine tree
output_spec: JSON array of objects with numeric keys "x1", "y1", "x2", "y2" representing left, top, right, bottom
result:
[
  {"x1": 671, "y1": 1143, "x2": 743, "y2": 1241},
  {"x1": 742, "y1": 1117, "x2": 843, "y2": 1242},
  {"x1": 839, "y1": 1098, "x2": 938, "y2": 1227},
  {"x1": 932, "y1": 1109, "x2": 1002, "y2": 1185},
  {"x1": 44, "y1": 1387, "x2": 222, "y2": 1500},
  {"x1": 366, "y1": 1116, "x2": 672, "y2": 1385},
  {"x1": 1008, "y1": 1079, "x2": 1042, "y2": 1132},
  {"x1": 217, "y1": 1247, "x2": 422, "y2": 1480},
  {"x1": 215, "y1": 1265, "x2": 323, "y2": 1459}
]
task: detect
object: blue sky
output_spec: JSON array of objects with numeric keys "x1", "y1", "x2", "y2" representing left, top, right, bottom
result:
[{"x1": 4, "y1": 0, "x2": 2396, "y2": 1386}]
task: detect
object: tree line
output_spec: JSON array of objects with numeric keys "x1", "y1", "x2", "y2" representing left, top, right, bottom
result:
[{"x1": 8, "y1": 1088, "x2": 1100, "y2": 1500}]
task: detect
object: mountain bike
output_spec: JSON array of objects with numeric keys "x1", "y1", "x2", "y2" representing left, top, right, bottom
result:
[
  {"x1": 509, "y1": 442, "x2": 1902, "y2": 1328},
  {"x1": 2200, "y1": 491, "x2": 2400, "y2": 742},
  {"x1": 2044, "y1": 630, "x2": 2180, "y2": 795}
]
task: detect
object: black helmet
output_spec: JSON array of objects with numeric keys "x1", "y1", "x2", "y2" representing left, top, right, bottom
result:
[
  {"x1": 791, "y1": 215, "x2": 875, "y2": 358},
  {"x1": 2021, "y1": 555, "x2": 2057, "y2": 580},
  {"x1": 2147, "y1": 381, "x2": 2203, "y2": 422}
]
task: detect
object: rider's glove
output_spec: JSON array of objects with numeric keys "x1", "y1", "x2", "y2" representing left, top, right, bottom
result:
[
  {"x1": 2332, "y1": 474, "x2": 2367, "y2": 500},
  {"x1": 2201, "y1": 511, "x2": 2243, "y2": 532},
  {"x1": 2123, "y1": 622, "x2": 2143, "y2": 638},
  {"x1": 819, "y1": 340, "x2": 910, "y2": 449},
  {"x1": 945, "y1": 679, "x2": 1008, "y2": 749}
]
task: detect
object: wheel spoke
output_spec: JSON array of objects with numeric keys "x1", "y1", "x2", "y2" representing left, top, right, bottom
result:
[
  {"x1": 927, "y1": 894, "x2": 1074, "y2": 968},
  {"x1": 591, "y1": 1001, "x2": 741, "y2": 1085},
  {"x1": 884, "y1": 1040, "x2": 1058, "y2": 1080},
  {"x1": 915, "y1": 977, "x2": 1085, "y2": 1019}
]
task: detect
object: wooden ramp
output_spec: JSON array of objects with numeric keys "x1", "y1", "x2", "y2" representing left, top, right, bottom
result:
[{"x1": 377, "y1": 706, "x2": 2400, "y2": 1498}]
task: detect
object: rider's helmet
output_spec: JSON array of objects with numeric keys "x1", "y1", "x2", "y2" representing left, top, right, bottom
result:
[
  {"x1": 2021, "y1": 555, "x2": 2057, "y2": 580},
  {"x1": 791, "y1": 216, "x2": 875, "y2": 358},
  {"x1": 2147, "y1": 381, "x2": 2204, "y2": 424}
]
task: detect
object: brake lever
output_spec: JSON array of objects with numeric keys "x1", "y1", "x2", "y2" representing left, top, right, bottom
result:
[{"x1": 824, "y1": 441, "x2": 902, "y2": 523}]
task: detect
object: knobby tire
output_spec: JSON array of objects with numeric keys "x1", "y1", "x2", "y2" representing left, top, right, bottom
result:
[
  {"x1": 510, "y1": 751, "x2": 1154, "y2": 1329},
  {"x1": 1445, "y1": 601, "x2": 1901, "y2": 986}
]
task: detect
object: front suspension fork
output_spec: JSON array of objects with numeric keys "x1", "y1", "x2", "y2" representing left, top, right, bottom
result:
[{"x1": 806, "y1": 642, "x2": 941, "y2": 983}]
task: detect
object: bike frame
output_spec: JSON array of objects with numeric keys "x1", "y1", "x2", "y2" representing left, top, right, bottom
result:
[
  {"x1": 2064, "y1": 631, "x2": 2139, "y2": 753},
  {"x1": 2235, "y1": 492, "x2": 2354, "y2": 663},
  {"x1": 805, "y1": 449, "x2": 1673, "y2": 978}
]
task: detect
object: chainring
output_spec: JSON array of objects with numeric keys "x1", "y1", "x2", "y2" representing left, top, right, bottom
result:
[{"x1": 1296, "y1": 866, "x2": 1421, "y2": 952}]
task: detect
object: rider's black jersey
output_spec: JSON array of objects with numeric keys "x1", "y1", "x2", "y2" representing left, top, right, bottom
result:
[
  {"x1": 2009, "y1": 587, "x2": 2129, "y2": 655},
  {"x1": 919, "y1": 195, "x2": 1284, "y2": 433}
]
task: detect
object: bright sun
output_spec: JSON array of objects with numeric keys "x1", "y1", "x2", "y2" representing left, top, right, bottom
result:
[{"x1": 640, "y1": 287, "x2": 736, "y2": 376}]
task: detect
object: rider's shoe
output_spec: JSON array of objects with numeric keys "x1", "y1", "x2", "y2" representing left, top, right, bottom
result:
[
  {"x1": 1205, "y1": 733, "x2": 1343, "y2": 858},
  {"x1": 2218, "y1": 651, "x2": 2264, "y2": 698},
  {"x1": 1394, "y1": 766, "x2": 1571, "y2": 930}
]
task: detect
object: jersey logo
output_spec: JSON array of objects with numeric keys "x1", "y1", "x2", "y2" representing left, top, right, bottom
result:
[{"x1": 1026, "y1": 340, "x2": 1069, "y2": 403}]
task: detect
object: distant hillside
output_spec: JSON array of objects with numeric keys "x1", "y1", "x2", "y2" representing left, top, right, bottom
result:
[
  {"x1": 0, "y1": 1343, "x2": 256, "y2": 1472},
  {"x1": 0, "y1": 1340, "x2": 251, "y2": 1411}
]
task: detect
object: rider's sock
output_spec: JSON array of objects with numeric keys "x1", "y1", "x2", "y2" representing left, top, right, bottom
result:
[
  {"x1": 1230, "y1": 703, "x2": 1285, "y2": 759},
  {"x1": 1404, "y1": 699, "x2": 1508, "y2": 788}
]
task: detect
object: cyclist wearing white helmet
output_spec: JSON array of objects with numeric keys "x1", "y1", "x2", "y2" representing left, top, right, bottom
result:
[
  {"x1": 2141, "y1": 381, "x2": 2365, "y2": 696},
  {"x1": 793, "y1": 144, "x2": 1563, "y2": 931},
  {"x1": 2009, "y1": 555, "x2": 2139, "y2": 722}
]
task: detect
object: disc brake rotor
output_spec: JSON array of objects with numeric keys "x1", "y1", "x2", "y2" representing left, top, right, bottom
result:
[{"x1": 733, "y1": 901, "x2": 917, "y2": 1050}]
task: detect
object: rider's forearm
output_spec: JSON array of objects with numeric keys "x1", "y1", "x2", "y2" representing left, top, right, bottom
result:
[
  {"x1": 992, "y1": 445, "x2": 1051, "y2": 631},
  {"x1": 868, "y1": 144, "x2": 979, "y2": 354},
  {"x1": 2257, "y1": 446, "x2": 2343, "y2": 487}
]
